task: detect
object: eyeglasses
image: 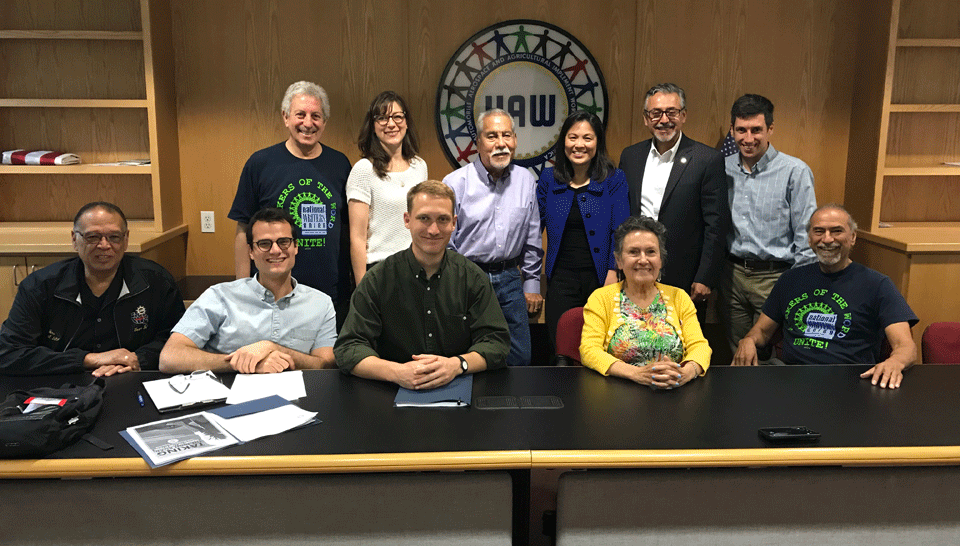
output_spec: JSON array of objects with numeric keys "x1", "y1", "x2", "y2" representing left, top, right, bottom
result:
[
  {"x1": 73, "y1": 231, "x2": 127, "y2": 246},
  {"x1": 253, "y1": 237, "x2": 294, "y2": 251},
  {"x1": 168, "y1": 370, "x2": 218, "y2": 394},
  {"x1": 644, "y1": 108, "x2": 685, "y2": 121},
  {"x1": 374, "y1": 112, "x2": 406, "y2": 125}
]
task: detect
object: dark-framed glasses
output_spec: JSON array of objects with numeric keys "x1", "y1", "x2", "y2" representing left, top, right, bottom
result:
[
  {"x1": 644, "y1": 108, "x2": 685, "y2": 121},
  {"x1": 253, "y1": 237, "x2": 294, "y2": 251},
  {"x1": 374, "y1": 112, "x2": 406, "y2": 125},
  {"x1": 73, "y1": 230, "x2": 127, "y2": 246}
]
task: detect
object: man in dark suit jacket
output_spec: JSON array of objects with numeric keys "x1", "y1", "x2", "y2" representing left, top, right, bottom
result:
[{"x1": 618, "y1": 83, "x2": 729, "y2": 312}]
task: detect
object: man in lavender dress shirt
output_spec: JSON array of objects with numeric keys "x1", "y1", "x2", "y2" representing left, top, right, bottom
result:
[{"x1": 442, "y1": 109, "x2": 543, "y2": 366}]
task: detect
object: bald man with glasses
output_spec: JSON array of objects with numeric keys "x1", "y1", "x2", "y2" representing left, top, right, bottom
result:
[
  {"x1": 0, "y1": 202, "x2": 185, "y2": 376},
  {"x1": 160, "y1": 208, "x2": 336, "y2": 374}
]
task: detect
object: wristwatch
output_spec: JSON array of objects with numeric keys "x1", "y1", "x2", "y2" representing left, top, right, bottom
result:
[{"x1": 456, "y1": 355, "x2": 468, "y2": 375}]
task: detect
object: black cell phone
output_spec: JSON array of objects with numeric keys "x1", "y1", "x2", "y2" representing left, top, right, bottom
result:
[{"x1": 758, "y1": 426, "x2": 821, "y2": 442}]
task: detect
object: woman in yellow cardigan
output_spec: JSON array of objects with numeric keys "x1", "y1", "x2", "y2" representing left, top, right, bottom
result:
[{"x1": 580, "y1": 215, "x2": 711, "y2": 388}]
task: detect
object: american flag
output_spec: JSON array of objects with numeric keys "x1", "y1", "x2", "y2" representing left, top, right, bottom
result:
[{"x1": 719, "y1": 131, "x2": 738, "y2": 157}]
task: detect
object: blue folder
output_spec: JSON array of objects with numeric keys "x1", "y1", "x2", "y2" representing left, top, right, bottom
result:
[{"x1": 394, "y1": 374, "x2": 473, "y2": 407}]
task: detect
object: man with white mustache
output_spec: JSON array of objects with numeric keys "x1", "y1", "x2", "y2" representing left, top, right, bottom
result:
[
  {"x1": 721, "y1": 94, "x2": 818, "y2": 362},
  {"x1": 618, "y1": 83, "x2": 729, "y2": 321},
  {"x1": 733, "y1": 205, "x2": 918, "y2": 389},
  {"x1": 441, "y1": 109, "x2": 543, "y2": 366},
  {"x1": 229, "y1": 81, "x2": 351, "y2": 329}
]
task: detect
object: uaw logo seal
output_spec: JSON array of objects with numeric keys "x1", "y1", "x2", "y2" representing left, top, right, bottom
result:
[
  {"x1": 131, "y1": 305, "x2": 149, "y2": 332},
  {"x1": 435, "y1": 20, "x2": 608, "y2": 177}
]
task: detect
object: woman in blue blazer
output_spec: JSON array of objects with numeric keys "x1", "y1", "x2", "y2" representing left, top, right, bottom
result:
[{"x1": 537, "y1": 111, "x2": 629, "y2": 359}]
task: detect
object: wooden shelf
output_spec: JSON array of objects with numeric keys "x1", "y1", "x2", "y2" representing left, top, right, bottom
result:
[
  {"x1": 858, "y1": 223, "x2": 960, "y2": 253},
  {"x1": 889, "y1": 104, "x2": 960, "y2": 112},
  {"x1": 0, "y1": 30, "x2": 142, "y2": 40},
  {"x1": 0, "y1": 99, "x2": 148, "y2": 108},
  {"x1": 0, "y1": 165, "x2": 150, "y2": 175},
  {"x1": 897, "y1": 38, "x2": 960, "y2": 47},
  {"x1": 0, "y1": 221, "x2": 187, "y2": 255},
  {"x1": 883, "y1": 166, "x2": 960, "y2": 176}
]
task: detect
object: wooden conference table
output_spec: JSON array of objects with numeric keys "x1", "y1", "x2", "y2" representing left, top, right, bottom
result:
[{"x1": 3, "y1": 365, "x2": 960, "y2": 545}]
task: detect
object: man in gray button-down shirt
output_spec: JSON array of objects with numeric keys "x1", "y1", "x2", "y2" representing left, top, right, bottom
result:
[
  {"x1": 160, "y1": 208, "x2": 336, "y2": 374},
  {"x1": 721, "y1": 94, "x2": 817, "y2": 359}
]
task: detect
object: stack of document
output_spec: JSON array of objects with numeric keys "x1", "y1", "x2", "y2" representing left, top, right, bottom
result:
[{"x1": 121, "y1": 395, "x2": 317, "y2": 468}]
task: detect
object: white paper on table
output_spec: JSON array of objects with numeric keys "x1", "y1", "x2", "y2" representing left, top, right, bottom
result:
[
  {"x1": 208, "y1": 404, "x2": 317, "y2": 443},
  {"x1": 227, "y1": 371, "x2": 307, "y2": 404},
  {"x1": 142, "y1": 373, "x2": 231, "y2": 412}
]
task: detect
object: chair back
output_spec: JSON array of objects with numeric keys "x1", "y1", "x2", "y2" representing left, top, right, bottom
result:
[
  {"x1": 556, "y1": 307, "x2": 585, "y2": 364},
  {"x1": 922, "y1": 322, "x2": 960, "y2": 364}
]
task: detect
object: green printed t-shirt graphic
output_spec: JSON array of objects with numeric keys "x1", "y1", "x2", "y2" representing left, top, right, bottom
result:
[
  {"x1": 228, "y1": 141, "x2": 351, "y2": 301},
  {"x1": 762, "y1": 262, "x2": 917, "y2": 365}
]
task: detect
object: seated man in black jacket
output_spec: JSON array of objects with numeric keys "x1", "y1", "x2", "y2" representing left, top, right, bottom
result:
[{"x1": 0, "y1": 202, "x2": 184, "y2": 376}]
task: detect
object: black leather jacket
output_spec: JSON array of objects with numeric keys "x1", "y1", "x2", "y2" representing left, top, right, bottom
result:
[{"x1": 0, "y1": 256, "x2": 184, "y2": 375}]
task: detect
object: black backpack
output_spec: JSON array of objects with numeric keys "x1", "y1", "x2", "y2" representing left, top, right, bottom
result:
[{"x1": 0, "y1": 378, "x2": 106, "y2": 458}]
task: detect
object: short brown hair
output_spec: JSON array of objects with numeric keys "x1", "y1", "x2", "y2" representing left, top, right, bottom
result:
[{"x1": 406, "y1": 180, "x2": 455, "y2": 213}]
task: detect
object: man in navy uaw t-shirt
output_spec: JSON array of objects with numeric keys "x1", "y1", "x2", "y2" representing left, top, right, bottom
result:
[
  {"x1": 733, "y1": 204, "x2": 918, "y2": 389},
  {"x1": 229, "y1": 81, "x2": 351, "y2": 327}
]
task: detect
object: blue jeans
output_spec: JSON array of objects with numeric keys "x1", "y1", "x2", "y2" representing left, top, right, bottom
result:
[{"x1": 488, "y1": 268, "x2": 531, "y2": 366}]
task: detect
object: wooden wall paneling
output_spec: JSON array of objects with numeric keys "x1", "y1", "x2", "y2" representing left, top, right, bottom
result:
[
  {"x1": 843, "y1": 0, "x2": 893, "y2": 230},
  {"x1": 885, "y1": 113, "x2": 960, "y2": 167},
  {"x1": 0, "y1": 40, "x2": 145, "y2": 100},
  {"x1": 897, "y1": 0, "x2": 960, "y2": 39},
  {"x1": 171, "y1": 0, "x2": 864, "y2": 275},
  {"x1": 879, "y1": 176, "x2": 960, "y2": 222},
  {"x1": 892, "y1": 49, "x2": 960, "y2": 104},
  {"x1": 138, "y1": 234, "x2": 186, "y2": 279},
  {"x1": 634, "y1": 0, "x2": 857, "y2": 207},
  {"x1": 0, "y1": 108, "x2": 150, "y2": 164},
  {"x1": 852, "y1": 239, "x2": 909, "y2": 289},
  {"x1": 907, "y1": 254, "x2": 960, "y2": 353},
  {"x1": 172, "y1": 0, "x2": 286, "y2": 274},
  {"x1": 0, "y1": 257, "x2": 27, "y2": 326},
  {"x1": 0, "y1": 0, "x2": 141, "y2": 32},
  {"x1": 632, "y1": 0, "x2": 747, "y2": 149},
  {"x1": 0, "y1": 175, "x2": 154, "y2": 222},
  {"x1": 335, "y1": 0, "x2": 410, "y2": 148}
]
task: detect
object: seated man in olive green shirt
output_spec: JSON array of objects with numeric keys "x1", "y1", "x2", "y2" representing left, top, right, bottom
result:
[{"x1": 334, "y1": 181, "x2": 509, "y2": 390}]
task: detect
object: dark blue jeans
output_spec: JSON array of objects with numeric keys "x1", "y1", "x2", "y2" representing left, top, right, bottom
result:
[{"x1": 488, "y1": 267, "x2": 531, "y2": 366}]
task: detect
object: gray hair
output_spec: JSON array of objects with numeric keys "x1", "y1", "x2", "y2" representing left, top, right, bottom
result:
[
  {"x1": 614, "y1": 215, "x2": 668, "y2": 264},
  {"x1": 476, "y1": 108, "x2": 513, "y2": 132},
  {"x1": 281, "y1": 81, "x2": 330, "y2": 120},
  {"x1": 809, "y1": 203, "x2": 858, "y2": 232},
  {"x1": 644, "y1": 83, "x2": 686, "y2": 110}
]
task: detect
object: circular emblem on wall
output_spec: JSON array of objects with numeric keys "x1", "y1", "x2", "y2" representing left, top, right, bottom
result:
[{"x1": 435, "y1": 20, "x2": 608, "y2": 177}]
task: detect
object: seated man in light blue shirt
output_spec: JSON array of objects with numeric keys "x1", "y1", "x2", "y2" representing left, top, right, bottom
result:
[
  {"x1": 160, "y1": 208, "x2": 336, "y2": 374},
  {"x1": 441, "y1": 109, "x2": 543, "y2": 366}
]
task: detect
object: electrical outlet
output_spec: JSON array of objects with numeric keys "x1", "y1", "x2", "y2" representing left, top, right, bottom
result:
[{"x1": 200, "y1": 211, "x2": 215, "y2": 233}]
